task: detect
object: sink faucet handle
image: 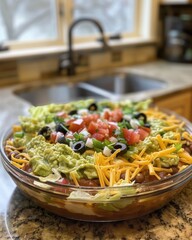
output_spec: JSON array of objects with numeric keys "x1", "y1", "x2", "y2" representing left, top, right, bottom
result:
[
  {"x1": 97, "y1": 34, "x2": 121, "y2": 43},
  {"x1": 98, "y1": 37, "x2": 109, "y2": 49}
]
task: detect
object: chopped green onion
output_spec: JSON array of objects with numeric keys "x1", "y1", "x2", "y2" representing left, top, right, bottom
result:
[
  {"x1": 117, "y1": 137, "x2": 127, "y2": 145},
  {"x1": 104, "y1": 139, "x2": 114, "y2": 150},
  {"x1": 93, "y1": 139, "x2": 104, "y2": 149},
  {"x1": 14, "y1": 131, "x2": 24, "y2": 138},
  {"x1": 139, "y1": 119, "x2": 144, "y2": 126},
  {"x1": 118, "y1": 120, "x2": 131, "y2": 129},
  {"x1": 53, "y1": 116, "x2": 64, "y2": 123},
  {"x1": 175, "y1": 143, "x2": 182, "y2": 152},
  {"x1": 73, "y1": 133, "x2": 85, "y2": 141}
]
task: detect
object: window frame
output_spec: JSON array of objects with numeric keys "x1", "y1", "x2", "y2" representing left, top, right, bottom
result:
[
  {"x1": 65, "y1": 0, "x2": 141, "y2": 44},
  {"x1": 0, "y1": 0, "x2": 159, "y2": 57},
  {"x1": 2, "y1": 0, "x2": 64, "y2": 50}
]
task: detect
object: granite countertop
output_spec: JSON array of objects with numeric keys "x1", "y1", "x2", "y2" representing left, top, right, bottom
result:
[{"x1": 0, "y1": 61, "x2": 192, "y2": 240}]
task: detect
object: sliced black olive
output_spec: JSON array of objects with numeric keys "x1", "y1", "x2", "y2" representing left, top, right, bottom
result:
[
  {"x1": 72, "y1": 141, "x2": 86, "y2": 154},
  {"x1": 68, "y1": 109, "x2": 77, "y2": 115},
  {"x1": 38, "y1": 126, "x2": 52, "y2": 140},
  {"x1": 57, "y1": 135, "x2": 66, "y2": 144},
  {"x1": 133, "y1": 113, "x2": 147, "y2": 123},
  {"x1": 88, "y1": 103, "x2": 98, "y2": 111},
  {"x1": 113, "y1": 142, "x2": 128, "y2": 155},
  {"x1": 55, "y1": 123, "x2": 68, "y2": 134}
]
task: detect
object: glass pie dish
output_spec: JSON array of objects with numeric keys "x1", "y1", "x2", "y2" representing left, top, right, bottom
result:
[{"x1": 1, "y1": 104, "x2": 192, "y2": 222}]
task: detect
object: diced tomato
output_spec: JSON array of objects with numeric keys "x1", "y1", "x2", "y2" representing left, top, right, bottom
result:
[
  {"x1": 139, "y1": 126, "x2": 151, "y2": 134},
  {"x1": 88, "y1": 121, "x2": 99, "y2": 134},
  {"x1": 110, "y1": 109, "x2": 123, "y2": 122},
  {"x1": 122, "y1": 128, "x2": 140, "y2": 145},
  {"x1": 66, "y1": 118, "x2": 75, "y2": 126},
  {"x1": 97, "y1": 120, "x2": 108, "y2": 129},
  {"x1": 92, "y1": 133, "x2": 105, "y2": 141},
  {"x1": 136, "y1": 128, "x2": 150, "y2": 141},
  {"x1": 83, "y1": 114, "x2": 100, "y2": 126},
  {"x1": 103, "y1": 109, "x2": 123, "y2": 122},
  {"x1": 88, "y1": 120, "x2": 111, "y2": 139},
  {"x1": 59, "y1": 178, "x2": 70, "y2": 185},
  {"x1": 108, "y1": 123, "x2": 118, "y2": 136},
  {"x1": 50, "y1": 132, "x2": 57, "y2": 143},
  {"x1": 122, "y1": 127, "x2": 149, "y2": 145},
  {"x1": 69, "y1": 119, "x2": 84, "y2": 132},
  {"x1": 103, "y1": 110, "x2": 110, "y2": 120},
  {"x1": 98, "y1": 128, "x2": 109, "y2": 137},
  {"x1": 56, "y1": 111, "x2": 67, "y2": 118},
  {"x1": 55, "y1": 178, "x2": 71, "y2": 193},
  {"x1": 65, "y1": 132, "x2": 73, "y2": 139}
]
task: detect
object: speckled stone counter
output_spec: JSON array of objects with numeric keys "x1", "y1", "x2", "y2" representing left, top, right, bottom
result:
[
  {"x1": 0, "y1": 181, "x2": 192, "y2": 240},
  {"x1": 0, "y1": 61, "x2": 192, "y2": 240}
]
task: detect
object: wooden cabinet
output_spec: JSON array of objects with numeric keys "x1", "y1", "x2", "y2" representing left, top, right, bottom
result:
[{"x1": 153, "y1": 90, "x2": 192, "y2": 121}]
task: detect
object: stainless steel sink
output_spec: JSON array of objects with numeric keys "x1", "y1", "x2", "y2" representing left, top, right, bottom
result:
[
  {"x1": 14, "y1": 73, "x2": 167, "y2": 106},
  {"x1": 14, "y1": 84, "x2": 105, "y2": 106},
  {"x1": 81, "y1": 73, "x2": 167, "y2": 95}
]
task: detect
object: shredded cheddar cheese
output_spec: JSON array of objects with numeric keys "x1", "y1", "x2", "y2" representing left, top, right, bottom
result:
[
  {"x1": 11, "y1": 154, "x2": 29, "y2": 164},
  {"x1": 94, "y1": 144, "x2": 178, "y2": 187},
  {"x1": 178, "y1": 152, "x2": 192, "y2": 164},
  {"x1": 5, "y1": 139, "x2": 29, "y2": 169},
  {"x1": 182, "y1": 132, "x2": 192, "y2": 142},
  {"x1": 156, "y1": 135, "x2": 166, "y2": 150},
  {"x1": 139, "y1": 147, "x2": 147, "y2": 157},
  {"x1": 70, "y1": 171, "x2": 79, "y2": 186},
  {"x1": 11, "y1": 161, "x2": 25, "y2": 169},
  {"x1": 93, "y1": 107, "x2": 192, "y2": 187},
  {"x1": 163, "y1": 125, "x2": 179, "y2": 131}
]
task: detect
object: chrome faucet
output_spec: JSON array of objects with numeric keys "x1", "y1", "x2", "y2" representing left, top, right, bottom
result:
[{"x1": 59, "y1": 18, "x2": 108, "y2": 76}]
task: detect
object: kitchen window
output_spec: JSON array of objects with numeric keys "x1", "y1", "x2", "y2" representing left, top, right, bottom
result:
[
  {"x1": 0, "y1": 0, "x2": 62, "y2": 49},
  {"x1": 71, "y1": 0, "x2": 138, "y2": 40},
  {"x1": 0, "y1": 0, "x2": 57, "y2": 42},
  {"x1": 0, "y1": 0, "x2": 157, "y2": 54}
]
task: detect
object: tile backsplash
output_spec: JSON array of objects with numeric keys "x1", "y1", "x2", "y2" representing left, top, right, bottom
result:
[{"x1": 0, "y1": 44, "x2": 157, "y2": 85}]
